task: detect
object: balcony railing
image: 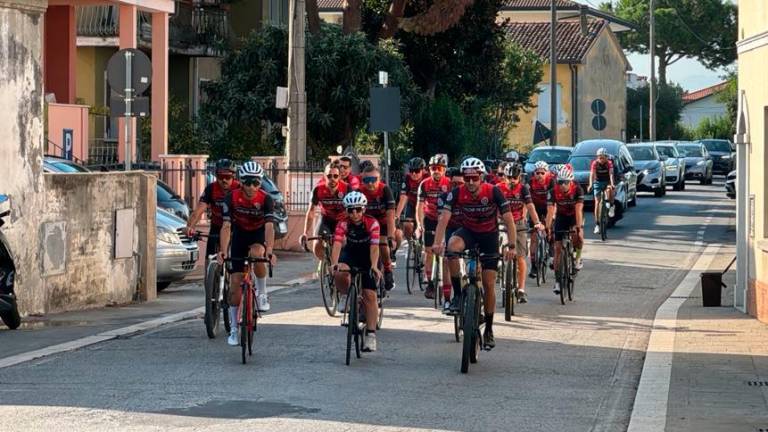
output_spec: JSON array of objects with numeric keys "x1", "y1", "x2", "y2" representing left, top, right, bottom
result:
[{"x1": 76, "y1": 5, "x2": 118, "y2": 37}]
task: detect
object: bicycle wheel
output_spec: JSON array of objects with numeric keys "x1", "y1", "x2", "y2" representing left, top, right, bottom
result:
[
  {"x1": 470, "y1": 289, "x2": 482, "y2": 364},
  {"x1": 504, "y1": 260, "x2": 514, "y2": 321},
  {"x1": 600, "y1": 200, "x2": 608, "y2": 242},
  {"x1": 204, "y1": 261, "x2": 221, "y2": 339},
  {"x1": 558, "y1": 249, "x2": 567, "y2": 305},
  {"x1": 319, "y1": 258, "x2": 338, "y2": 317},
  {"x1": 567, "y1": 247, "x2": 575, "y2": 302},
  {"x1": 248, "y1": 290, "x2": 256, "y2": 357},
  {"x1": 377, "y1": 279, "x2": 385, "y2": 330},
  {"x1": 222, "y1": 273, "x2": 231, "y2": 334},
  {"x1": 240, "y1": 287, "x2": 249, "y2": 364},
  {"x1": 345, "y1": 284, "x2": 357, "y2": 366},
  {"x1": 415, "y1": 242, "x2": 425, "y2": 291},
  {"x1": 405, "y1": 243, "x2": 416, "y2": 295},
  {"x1": 454, "y1": 311, "x2": 463, "y2": 343},
  {"x1": 461, "y1": 284, "x2": 479, "y2": 374}
]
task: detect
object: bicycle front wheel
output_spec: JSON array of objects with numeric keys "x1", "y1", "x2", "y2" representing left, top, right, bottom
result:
[
  {"x1": 345, "y1": 284, "x2": 357, "y2": 366},
  {"x1": 461, "y1": 284, "x2": 479, "y2": 374},
  {"x1": 204, "y1": 261, "x2": 222, "y2": 339},
  {"x1": 558, "y1": 252, "x2": 567, "y2": 306},
  {"x1": 405, "y1": 243, "x2": 415, "y2": 295},
  {"x1": 600, "y1": 201, "x2": 608, "y2": 241},
  {"x1": 240, "y1": 288, "x2": 249, "y2": 364},
  {"x1": 504, "y1": 260, "x2": 514, "y2": 321},
  {"x1": 320, "y1": 258, "x2": 338, "y2": 317}
]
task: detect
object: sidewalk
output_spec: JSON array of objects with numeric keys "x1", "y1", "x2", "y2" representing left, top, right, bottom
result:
[
  {"x1": 665, "y1": 244, "x2": 768, "y2": 431},
  {"x1": 0, "y1": 251, "x2": 316, "y2": 364}
]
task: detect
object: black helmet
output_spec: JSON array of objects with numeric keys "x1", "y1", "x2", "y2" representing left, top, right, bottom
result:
[
  {"x1": 429, "y1": 154, "x2": 448, "y2": 167},
  {"x1": 503, "y1": 163, "x2": 523, "y2": 178},
  {"x1": 215, "y1": 158, "x2": 236, "y2": 173},
  {"x1": 408, "y1": 157, "x2": 426, "y2": 171},
  {"x1": 446, "y1": 167, "x2": 461, "y2": 178}
]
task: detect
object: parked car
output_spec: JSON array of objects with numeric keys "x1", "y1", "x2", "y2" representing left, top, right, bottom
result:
[
  {"x1": 523, "y1": 146, "x2": 573, "y2": 179},
  {"x1": 156, "y1": 179, "x2": 190, "y2": 221},
  {"x1": 676, "y1": 142, "x2": 714, "y2": 185},
  {"x1": 568, "y1": 139, "x2": 638, "y2": 223},
  {"x1": 698, "y1": 139, "x2": 735, "y2": 174},
  {"x1": 43, "y1": 155, "x2": 90, "y2": 173},
  {"x1": 725, "y1": 170, "x2": 736, "y2": 199},
  {"x1": 156, "y1": 208, "x2": 199, "y2": 291},
  {"x1": 627, "y1": 144, "x2": 666, "y2": 197},
  {"x1": 653, "y1": 141, "x2": 686, "y2": 191}
]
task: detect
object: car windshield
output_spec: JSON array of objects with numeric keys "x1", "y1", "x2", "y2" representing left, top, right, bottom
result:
[
  {"x1": 47, "y1": 160, "x2": 89, "y2": 172},
  {"x1": 568, "y1": 156, "x2": 595, "y2": 171},
  {"x1": 701, "y1": 140, "x2": 731, "y2": 153},
  {"x1": 528, "y1": 149, "x2": 571, "y2": 164},
  {"x1": 628, "y1": 147, "x2": 655, "y2": 161},
  {"x1": 656, "y1": 146, "x2": 678, "y2": 158},
  {"x1": 157, "y1": 181, "x2": 177, "y2": 201},
  {"x1": 678, "y1": 146, "x2": 703, "y2": 157}
]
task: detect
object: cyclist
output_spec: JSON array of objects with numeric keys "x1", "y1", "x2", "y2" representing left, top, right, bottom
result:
[
  {"x1": 433, "y1": 157, "x2": 516, "y2": 350},
  {"x1": 483, "y1": 160, "x2": 502, "y2": 185},
  {"x1": 300, "y1": 162, "x2": 349, "y2": 262},
  {"x1": 186, "y1": 159, "x2": 240, "y2": 258},
  {"x1": 588, "y1": 148, "x2": 615, "y2": 235},
  {"x1": 416, "y1": 154, "x2": 450, "y2": 300},
  {"x1": 218, "y1": 161, "x2": 278, "y2": 346},
  {"x1": 359, "y1": 164, "x2": 397, "y2": 291},
  {"x1": 337, "y1": 156, "x2": 361, "y2": 190},
  {"x1": 331, "y1": 191, "x2": 383, "y2": 352},
  {"x1": 437, "y1": 167, "x2": 465, "y2": 313},
  {"x1": 546, "y1": 165, "x2": 584, "y2": 296},
  {"x1": 395, "y1": 157, "x2": 428, "y2": 244},
  {"x1": 497, "y1": 163, "x2": 544, "y2": 303},
  {"x1": 528, "y1": 161, "x2": 555, "y2": 279}
]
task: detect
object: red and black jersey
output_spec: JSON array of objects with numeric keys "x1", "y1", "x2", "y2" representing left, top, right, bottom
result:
[
  {"x1": 497, "y1": 182, "x2": 532, "y2": 222},
  {"x1": 440, "y1": 183, "x2": 510, "y2": 233},
  {"x1": 590, "y1": 159, "x2": 614, "y2": 182},
  {"x1": 418, "y1": 176, "x2": 451, "y2": 221},
  {"x1": 222, "y1": 188, "x2": 276, "y2": 232},
  {"x1": 361, "y1": 182, "x2": 395, "y2": 223},
  {"x1": 548, "y1": 182, "x2": 584, "y2": 217},
  {"x1": 311, "y1": 182, "x2": 348, "y2": 221},
  {"x1": 441, "y1": 191, "x2": 465, "y2": 229},
  {"x1": 200, "y1": 180, "x2": 240, "y2": 226},
  {"x1": 484, "y1": 173, "x2": 502, "y2": 185},
  {"x1": 334, "y1": 215, "x2": 380, "y2": 248},
  {"x1": 529, "y1": 173, "x2": 555, "y2": 211},
  {"x1": 343, "y1": 174, "x2": 361, "y2": 191},
  {"x1": 400, "y1": 172, "x2": 429, "y2": 205}
]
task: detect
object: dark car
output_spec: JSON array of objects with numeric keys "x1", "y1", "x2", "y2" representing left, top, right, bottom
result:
[
  {"x1": 698, "y1": 139, "x2": 735, "y2": 174},
  {"x1": 157, "y1": 179, "x2": 191, "y2": 221},
  {"x1": 677, "y1": 142, "x2": 714, "y2": 185},
  {"x1": 523, "y1": 146, "x2": 573, "y2": 179},
  {"x1": 725, "y1": 170, "x2": 736, "y2": 199},
  {"x1": 653, "y1": 141, "x2": 686, "y2": 191},
  {"x1": 43, "y1": 156, "x2": 91, "y2": 173},
  {"x1": 627, "y1": 144, "x2": 666, "y2": 197},
  {"x1": 569, "y1": 139, "x2": 638, "y2": 222}
]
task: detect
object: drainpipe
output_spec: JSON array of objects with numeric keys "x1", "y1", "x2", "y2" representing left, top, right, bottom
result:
[{"x1": 570, "y1": 64, "x2": 578, "y2": 145}]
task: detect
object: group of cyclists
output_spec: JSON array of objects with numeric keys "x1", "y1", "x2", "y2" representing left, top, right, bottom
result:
[{"x1": 186, "y1": 147, "x2": 617, "y2": 356}]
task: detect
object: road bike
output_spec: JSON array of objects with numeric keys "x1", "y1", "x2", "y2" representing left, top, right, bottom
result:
[
  {"x1": 196, "y1": 232, "x2": 231, "y2": 339},
  {"x1": 533, "y1": 229, "x2": 549, "y2": 287},
  {"x1": 338, "y1": 266, "x2": 377, "y2": 365},
  {"x1": 554, "y1": 229, "x2": 577, "y2": 305},
  {"x1": 598, "y1": 189, "x2": 610, "y2": 241},
  {"x1": 302, "y1": 234, "x2": 338, "y2": 317},
  {"x1": 403, "y1": 218, "x2": 424, "y2": 295},
  {"x1": 225, "y1": 256, "x2": 272, "y2": 364}
]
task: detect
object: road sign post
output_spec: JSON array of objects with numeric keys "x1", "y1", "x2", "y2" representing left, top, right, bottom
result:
[{"x1": 370, "y1": 73, "x2": 400, "y2": 186}]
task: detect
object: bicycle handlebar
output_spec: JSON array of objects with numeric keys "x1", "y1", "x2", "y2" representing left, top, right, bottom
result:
[{"x1": 223, "y1": 257, "x2": 273, "y2": 278}]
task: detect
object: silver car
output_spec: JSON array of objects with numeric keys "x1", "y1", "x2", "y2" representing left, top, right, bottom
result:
[
  {"x1": 653, "y1": 141, "x2": 686, "y2": 191},
  {"x1": 628, "y1": 144, "x2": 666, "y2": 197},
  {"x1": 156, "y1": 208, "x2": 199, "y2": 290}
]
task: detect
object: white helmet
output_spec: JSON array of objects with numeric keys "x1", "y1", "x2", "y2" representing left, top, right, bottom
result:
[
  {"x1": 557, "y1": 164, "x2": 574, "y2": 181},
  {"x1": 343, "y1": 191, "x2": 367, "y2": 208},
  {"x1": 596, "y1": 148, "x2": 608, "y2": 157},
  {"x1": 534, "y1": 161, "x2": 549, "y2": 171},
  {"x1": 460, "y1": 157, "x2": 486, "y2": 175},
  {"x1": 239, "y1": 161, "x2": 264, "y2": 179}
]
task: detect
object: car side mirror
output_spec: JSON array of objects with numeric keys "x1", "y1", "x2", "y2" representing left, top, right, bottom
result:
[{"x1": 660, "y1": 155, "x2": 668, "y2": 161}]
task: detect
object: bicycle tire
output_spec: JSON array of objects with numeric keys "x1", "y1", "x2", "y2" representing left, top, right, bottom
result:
[
  {"x1": 319, "y1": 258, "x2": 338, "y2": 317},
  {"x1": 204, "y1": 261, "x2": 221, "y2": 339},
  {"x1": 454, "y1": 312, "x2": 463, "y2": 343},
  {"x1": 470, "y1": 289, "x2": 482, "y2": 364},
  {"x1": 240, "y1": 287, "x2": 249, "y2": 364},
  {"x1": 568, "y1": 247, "x2": 575, "y2": 302},
  {"x1": 222, "y1": 273, "x2": 231, "y2": 334},
  {"x1": 559, "y1": 246, "x2": 567, "y2": 305},
  {"x1": 415, "y1": 242, "x2": 425, "y2": 292},
  {"x1": 461, "y1": 284, "x2": 479, "y2": 374},
  {"x1": 405, "y1": 244, "x2": 415, "y2": 295},
  {"x1": 248, "y1": 289, "x2": 256, "y2": 357},
  {"x1": 504, "y1": 260, "x2": 514, "y2": 321},
  {"x1": 377, "y1": 280, "x2": 385, "y2": 330},
  {"x1": 345, "y1": 284, "x2": 356, "y2": 366},
  {"x1": 600, "y1": 198, "x2": 608, "y2": 242}
]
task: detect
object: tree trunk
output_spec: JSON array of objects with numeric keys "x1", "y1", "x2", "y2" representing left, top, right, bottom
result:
[
  {"x1": 342, "y1": 0, "x2": 362, "y2": 34},
  {"x1": 378, "y1": 0, "x2": 407, "y2": 40},
  {"x1": 306, "y1": 0, "x2": 321, "y2": 35}
]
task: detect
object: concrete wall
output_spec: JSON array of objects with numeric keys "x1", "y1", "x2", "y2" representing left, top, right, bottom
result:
[
  {"x1": 0, "y1": 0, "x2": 48, "y2": 315},
  {"x1": 680, "y1": 96, "x2": 727, "y2": 130},
  {"x1": 41, "y1": 172, "x2": 157, "y2": 313}
]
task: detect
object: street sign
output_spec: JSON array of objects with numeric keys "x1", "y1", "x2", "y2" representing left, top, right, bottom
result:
[
  {"x1": 369, "y1": 86, "x2": 401, "y2": 132},
  {"x1": 591, "y1": 98, "x2": 607, "y2": 132},
  {"x1": 110, "y1": 90, "x2": 149, "y2": 118},
  {"x1": 106, "y1": 49, "x2": 152, "y2": 96},
  {"x1": 533, "y1": 120, "x2": 552, "y2": 145},
  {"x1": 63, "y1": 129, "x2": 73, "y2": 160},
  {"x1": 592, "y1": 116, "x2": 607, "y2": 131},
  {"x1": 591, "y1": 99, "x2": 606, "y2": 115}
]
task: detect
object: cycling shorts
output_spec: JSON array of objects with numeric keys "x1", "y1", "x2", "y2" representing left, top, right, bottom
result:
[
  {"x1": 339, "y1": 250, "x2": 377, "y2": 290},
  {"x1": 402, "y1": 202, "x2": 417, "y2": 221},
  {"x1": 317, "y1": 216, "x2": 338, "y2": 238},
  {"x1": 230, "y1": 227, "x2": 266, "y2": 273},
  {"x1": 554, "y1": 215, "x2": 578, "y2": 242},
  {"x1": 423, "y1": 217, "x2": 438, "y2": 248},
  {"x1": 592, "y1": 181, "x2": 610, "y2": 199},
  {"x1": 451, "y1": 228, "x2": 500, "y2": 272}
]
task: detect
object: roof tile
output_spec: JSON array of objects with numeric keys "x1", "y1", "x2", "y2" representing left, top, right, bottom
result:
[
  {"x1": 682, "y1": 82, "x2": 729, "y2": 103},
  {"x1": 504, "y1": 20, "x2": 606, "y2": 63}
]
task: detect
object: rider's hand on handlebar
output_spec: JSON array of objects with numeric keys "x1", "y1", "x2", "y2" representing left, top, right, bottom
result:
[
  {"x1": 299, "y1": 233, "x2": 308, "y2": 246},
  {"x1": 186, "y1": 226, "x2": 196, "y2": 238},
  {"x1": 217, "y1": 251, "x2": 226, "y2": 265},
  {"x1": 504, "y1": 246, "x2": 515, "y2": 261},
  {"x1": 267, "y1": 252, "x2": 277, "y2": 266},
  {"x1": 432, "y1": 243, "x2": 445, "y2": 256},
  {"x1": 371, "y1": 266, "x2": 383, "y2": 281}
]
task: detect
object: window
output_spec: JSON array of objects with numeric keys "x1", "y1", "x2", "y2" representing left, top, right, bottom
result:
[
  {"x1": 537, "y1": 84, "x2": 566, "y2": 127},
  {"x1": 268, "y1": 0, "x2": 289, "y2": 27}
]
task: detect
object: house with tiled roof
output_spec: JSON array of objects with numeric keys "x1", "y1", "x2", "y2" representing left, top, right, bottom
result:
[
  {"x1": 680, "y1": 82, "x2": 729, "y2": 129},
  {"x1": 498, "y1": 0, "x2": 635, "y2": 33},
  {"x1": 505, "y1": 18, "x2": 631, "y2": 147}
]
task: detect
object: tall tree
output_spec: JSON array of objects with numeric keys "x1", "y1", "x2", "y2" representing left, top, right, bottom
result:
[
  {"x1": 626, "y1": 83, "x2": 686, "y2": 140},
  {"x1": 602, "y1": 0, "x2": 737, "y2": 84}
]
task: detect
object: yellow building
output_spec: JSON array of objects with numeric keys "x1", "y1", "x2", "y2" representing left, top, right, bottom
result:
[{"x1": 735, "y1": 0, "x2": 768, "y2": 321}]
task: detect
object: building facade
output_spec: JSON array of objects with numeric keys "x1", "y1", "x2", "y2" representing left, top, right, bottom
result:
[{"x1": 680, "y1": 82, "x2": 728, "y2": 130}]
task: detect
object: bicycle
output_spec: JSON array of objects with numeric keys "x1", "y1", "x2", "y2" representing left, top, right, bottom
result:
[
  {"x1": 224, "y1": 256, "x2": 273, "y2": 364},
  {"x1": 597, "y1": 189, "x2": 610, "y2": 241},
  {"x1": 337, "y1": 266, "x2": 374, "y2": 365},
  {"x1": 302, "y1": 234, "x2": 338, "y2": 317},
  {"x1": 196, "y1": 232, "x2": 231, "y2": 339},
  {"x1": 554, "y1": 229, "x2": 577, "y2": 305},
  {"x1": 403, "y1": 218, "x2": 425, "y2": 295},
  {"x1": 499, "y1": 243, "x2": 517, "y2": 322},
  {"x1": 533, "y1": 229, "x2": 549, "y2": 288},
  {"x1": 426, "y1": 230, "x2": 443, "y2": 310}
]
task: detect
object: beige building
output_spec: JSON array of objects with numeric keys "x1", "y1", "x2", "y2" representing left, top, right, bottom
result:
[{"x1": 735, "y1": 0, "x2": 768, "y2": 321}]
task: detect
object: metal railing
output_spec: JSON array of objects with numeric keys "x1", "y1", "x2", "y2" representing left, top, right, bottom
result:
[
  {"x1": 88, "y1": 139, "x2": 119, "y2": 166},
  {"x1": 76, "y1": 5, "x2": 119, "y2": 37}
]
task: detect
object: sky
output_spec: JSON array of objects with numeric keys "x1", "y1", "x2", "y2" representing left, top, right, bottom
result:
[{"x1": 572, "y1": 0, "x2": 732, "y2": 91}]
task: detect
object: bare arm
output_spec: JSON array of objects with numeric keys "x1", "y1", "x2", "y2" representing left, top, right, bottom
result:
[
  {"x1": 416, "y1": 199, "x2": 425, "y2": 230},
  {"x1": 546, "y1": 204, "x2": 556, "y2": 229},
  {"x1": 219, "y1": 222, "x2": 231, "y2": 257},
  {"x1": 386, "y1": 209, "x2": 396, "y2": 239},
  {"x1": 369, "y1": 243, "x2": 380, "y2": 267},
  {"x1": 575, "y1": 203, "x2": 584, "y2": 228},
  {"x1": 303, "y1": 204, "x2": 316, "y2": 237},
  {"x1": 432, "y1": 209, "x2": 451, "y2": 247},
  {"x1": 395, "y1": 195, "x2": 408, "y2": 219},
  {"x1": 331, "y1": 241, "x2": 342, "y2": 266},
  {"x1": 501, "y1": 211, "x2": 516, "y2": 247},
  {"x1": 186, "y1": 202, "x2": 208, "y2": 232},
  {"x1": 526, "y1": 203, "x2": 542, "y2": 225}
]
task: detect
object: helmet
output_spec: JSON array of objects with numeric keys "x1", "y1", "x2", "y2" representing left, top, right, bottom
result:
[
  {"x1": 460, "y1": 157, "x2": 486, "y2": 175},
  {"x1": 484, "y1": 159, "x2": 498, "y2": 171},
  {"x1": 557, "y1": 164, "x2": 574, "y2": 181},
  {"x1": 503, "y1": 163, "x2": 522, "y2": 178},
  {"x1": 343, "y1": 191, "x2": 368, "y2": 208},
  {"x1": 596, "y1": 148, "x2": 608, "y2": 157},
  {"x1": 239, "y1": 161, "x2": 264, "y2": 179},
  {"x1": 215, "y1": 158, "x2": 236, "y2": 173},
  {"x1": 408, "y1": 157, "x2": 426, "y2": 171},
  {"x1": 429, "y1": 154, "x2": 448, "y2": 167},
  {"x1": 446, "y1": 167, "x2": 461, "y2": 178},
  {"x1": 359, "y1": 160, "x2": 375, "y2": 173},
  {"x1": 534, "y1": 161, "x2": 549, "y2": 171}
]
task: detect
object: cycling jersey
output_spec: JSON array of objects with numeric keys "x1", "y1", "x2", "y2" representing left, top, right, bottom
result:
[
  {"x1": 310, "y1": 181, "x2": 349, "y2": 221},
  {"x1": 334, "y1": 215, "x2": 381, "y2": 248},
  {"x1": 440, "y1": 183, "x2": 511, "y2": 233},
  {"x1": 342, "y1": 174, "x2": 361, "y2": 191},
  {"x1": 418, "y1": 176, "x2": 451, "y2": 221},
  {"x1": 200, "y1": 180, "x2": 240, "y2": 226},
  {"x1": 591, "y1": 159, "x2": 614, "y2": 182},
  {"x1": 222, "y1": 188, "x2": 276, "y2": 232},
  {"x1": 484, "y1": 173, "x2": 502, "y2": 185},
  {"x1": 529, "y1": 173, "x2": 555, "y2": 211},
  {"x1": 497, "y1": 182, "x2": 532, "y2": 222},
  {"x1": 548, "y1": 182, "x2": 584, "y2": 217},
  {"x1": 400, "y1": 172, "x2": 429, "y2": 205},
  {"x1": 361, "y1": 182, "x2": 395, "y2": 224}
]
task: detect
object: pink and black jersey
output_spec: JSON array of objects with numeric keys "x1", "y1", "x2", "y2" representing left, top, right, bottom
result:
[
  {"x1": 200, "y1": 180, "x2": 240, "y2": 226},
  {"x1": 590, "y1": 159, "x2": 614, "y2": 182},
  {"x1": 222, "y1": 188, "x2": 276, "y2": 232},
  {"x1": 334, "y1": 215, "x2": 381, "y2": 248},
  {"x1": 440, "y1": 183, "x2": 510, "y2": 233},
  {"x1": 497, "y1": 182, "x2": 532, "y2": 222},
  {"x1": 529, "y1": 173, "x2": 555, "y2": 211},
  {"x1": 361, "y1": 182, "x2": 395, "y2": 224},
  {"x1": 311, "y1": 182, "x2": 348, "y2": 221},
  {"x1": 548, "y1": 183, "x2": 584, "y2": 217},
  {"x1": 400, "y1": 172, "x2": 429, "y2": 205}
]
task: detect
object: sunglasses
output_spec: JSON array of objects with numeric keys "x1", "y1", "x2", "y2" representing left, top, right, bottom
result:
[
  {"x1": 535, "y1": 171, "x2": 547, "y2": 176},
  {"x1": 326, "y1": 174, "x2": 340, "y2": 180},
  {"x1": 339, "y1": 164, "x2": 351, "y2": 169},
  {"x1": 242, "y1": 178, "x2": 261, "y2": 187},
  {"x1": 362, "y1": 176, "x2": 378, "y2": 184},
  {"x1": 430, "y1": 165, "x2": 445, "y2": 171},
  {"x1": 507, "y1": 175, "x2": 520, "y2": 180},
  {"x1": 463, "y1": 176, "x2": 481, "y2": 183},
  {"x1": 346, "y1": 207, "x2": 365, "y2": 214},
  {"x1": 557, "y1": 180, "x2": 571, "y2": 185}
]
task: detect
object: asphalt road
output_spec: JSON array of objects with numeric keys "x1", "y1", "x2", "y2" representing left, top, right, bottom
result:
[{"x1": 0, "y1": 179, "x2": 735, "y2": 432}]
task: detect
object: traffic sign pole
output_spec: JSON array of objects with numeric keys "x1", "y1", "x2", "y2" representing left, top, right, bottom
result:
[{"x1": 124, "y1": 50, "x2": 133, "y2": 171}]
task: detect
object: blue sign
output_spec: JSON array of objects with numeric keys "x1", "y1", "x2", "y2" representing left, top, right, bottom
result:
[{"x1": 63, "y1": 129, "x2": 73, "y2": 160}]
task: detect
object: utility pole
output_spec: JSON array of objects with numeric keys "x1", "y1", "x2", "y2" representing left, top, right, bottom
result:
[
  {"x1": 549, "y1": 0, "x2": 558, "y2": 146},
  {"x1": 649, "y1": 0, "x2": 656, "y2": 142},
  {"x1": 286, "y1": 0, "x2": 307, "y2": 165},
  {"x1": 639, "y1": 103, "x2": 644, "y2": 142}
]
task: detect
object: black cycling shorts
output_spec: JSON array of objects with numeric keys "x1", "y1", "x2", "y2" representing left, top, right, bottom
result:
[
  {"x1": 317, "y1": 216, "x2": 338, "y2": 238},
  {"x1": 451, "y1": 228, "x2": 500, "y2": 272},
  {"x1": 205, "y1": 223, "x2": 222, "y2": 257},
  {"x1": 340, "y1": 250, "x2": 377, "y2": 290},
  {"x1": 230, "y1": 227, "x2": 266, "y2": 272},
  {"x1": 554, "y1": 215, "x2": 578, "y2": 241},
  {"x1": 423, "y1": 217, "x2": 438, "y2": 248},
  {"x1": 402, "y1": 202, "x2": 417, "y2": 221}
]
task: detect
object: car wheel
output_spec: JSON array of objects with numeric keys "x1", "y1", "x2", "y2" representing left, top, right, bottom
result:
[
  {"x1": 654, "y1": 183, "x2": 664, "y2": 197},
  {"x1": 157, "y1": 281, "x2": 172, "y2": 291}
]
